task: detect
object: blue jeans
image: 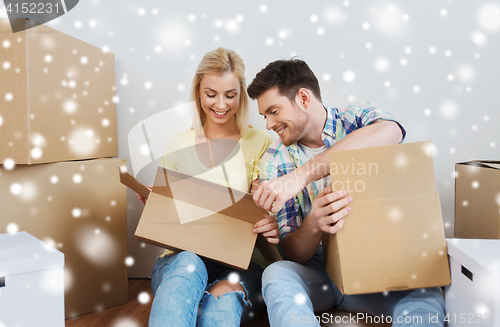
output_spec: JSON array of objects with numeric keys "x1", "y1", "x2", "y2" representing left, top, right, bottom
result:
[
  {"x1": 149, "y1": 251, "x2": 264, "y2": 327},
  {"x1": 262, "y1": 247, "x2": 445, "y2": 326}
]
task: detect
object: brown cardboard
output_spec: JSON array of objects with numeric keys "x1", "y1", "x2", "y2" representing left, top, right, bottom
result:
[
  {"x1": 0, "y1": 158, "x2": 128, "y2": 318},
  {"x1": 455, "y1": 160, "x2": 500, "y2": 239},
  {"x1": 119, "y1": 169, "x2": 150, "y2": 200},
  {"x1": 134, "y1": 166, "x2": 278, "y2": 269},
  {"x1": 0, "y1": 18, "x2": 118, "y2": 165},
  {"x1": 324, "y1": 141, "x2": 451, "y2": 295}
]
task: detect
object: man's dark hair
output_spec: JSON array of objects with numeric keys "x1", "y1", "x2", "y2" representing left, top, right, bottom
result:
[{"x1": 248, "y1": 58, "x2": 322, "y2": 103}]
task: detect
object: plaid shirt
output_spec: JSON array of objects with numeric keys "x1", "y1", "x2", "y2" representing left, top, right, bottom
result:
[{"x1": 259, "y1": 103, "x2": 406, "y2": 244}]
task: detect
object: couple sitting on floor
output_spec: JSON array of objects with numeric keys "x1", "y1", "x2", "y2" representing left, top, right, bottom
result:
[{"x1": 137, "y1": 47, "x2": 445, "y2": 327}]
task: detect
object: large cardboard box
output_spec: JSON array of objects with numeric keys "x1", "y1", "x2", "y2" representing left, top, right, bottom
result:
[
  {"x1": 0, "y1": 231, "x2": 65, "y2": 327},
  {"x1": 0, "y1": 158, "x2": 127, "y2": 318},
  {"x1": 455, "y1": 161, "x2": 500, "y2": 239},
  {"x1": 0, "y1": 18, "x2": 118, "y2": 164},
  {"x1": 323, "y1": 141, "x2": 450, "y2": 295},
  {"x1": 445, "y1": 238, "x2": 500, "y2": 326},
  {"x1": 134, "y1": 166, "x2": 270, "y2": 270}
]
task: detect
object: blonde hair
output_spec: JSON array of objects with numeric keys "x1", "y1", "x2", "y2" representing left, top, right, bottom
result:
[{"x1": 190, "y1": 47, "x2": 250, "y2": 137}]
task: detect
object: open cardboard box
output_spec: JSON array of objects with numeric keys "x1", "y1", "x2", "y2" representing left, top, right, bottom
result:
[
  {"x1": 0, "y1": 18, "x2": 117, "y2": 165},
  {"x1": 323, "y1": 141, "x2": 451, "y2": 295},
  {"x1": 455, "y1": 161, "x2": 500, "y2": 239},
  {"x1": 125, "y1": 167, "x2": 281, "y2": 270}
]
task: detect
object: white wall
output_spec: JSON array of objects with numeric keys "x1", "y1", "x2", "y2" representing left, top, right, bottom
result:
[{"x1": 2, "y1": 0, "x2": 499, "y2": 278}]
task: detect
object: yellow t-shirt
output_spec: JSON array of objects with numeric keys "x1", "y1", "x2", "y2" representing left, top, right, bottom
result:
[{"x1": 158, "y1": 127, "x2": 273, "y2": 269}]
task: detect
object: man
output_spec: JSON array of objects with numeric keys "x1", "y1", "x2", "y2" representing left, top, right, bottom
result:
[{"x1": 248, "y1": 59, "x2": 445, "y2": 326}]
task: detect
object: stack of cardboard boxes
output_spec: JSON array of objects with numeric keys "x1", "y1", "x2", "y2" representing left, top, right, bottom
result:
[{"x1": 0, "y1": 19, "x2": 128, "y2": 319}]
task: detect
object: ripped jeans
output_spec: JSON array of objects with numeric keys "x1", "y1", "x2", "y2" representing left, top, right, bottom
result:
[{"x1": 149, "y1": 251, "x2": 264, "y2": 327}]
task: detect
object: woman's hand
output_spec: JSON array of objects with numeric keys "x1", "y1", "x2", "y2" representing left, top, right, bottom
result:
[
  {"x1": 253, "y1": 214, "x2": 279, "y2": 244},
  {"x1": 136, "y1": 184, "x2": 153, "y2": 205}
]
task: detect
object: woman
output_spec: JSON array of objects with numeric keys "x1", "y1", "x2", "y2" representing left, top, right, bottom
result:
[{"x1": 138, "y1": 47, "x2": 278, "y2": 326}]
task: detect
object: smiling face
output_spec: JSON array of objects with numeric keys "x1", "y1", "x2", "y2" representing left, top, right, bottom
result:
[
  {"x1": 198, "y1": 72, "x2": 240, "y2": 128},
  {"x1": 257, "y1": 87, "x2": 308, "y2": 146}
]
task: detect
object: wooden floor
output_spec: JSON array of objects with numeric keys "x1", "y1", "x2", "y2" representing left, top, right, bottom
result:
[
  {"x1": 64, "y1": 279, "x2": 270, "y2": 327},
  {"x1": 64, "y1": 279, "x2": 390, "y2": 327},
  {"x1": 65, "y1": 279, "x2": 154, "y2": 327}
]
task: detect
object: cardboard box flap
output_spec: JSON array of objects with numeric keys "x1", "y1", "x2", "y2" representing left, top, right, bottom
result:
[
  {"x1": 329, "y1": 141, "x2": 436, "y2": 201},
  {"x1": 119, "y1": 169, "x2": 150, "y2": 199},
  {"x1": 154, "y1": 167, "x2": 265, "y2": 225},
  {"x1": 0, "y1": 232, "x2": 64, "y2": 277},
  {"x1": 458, "y1": 160, "x2": 500, "y2": 170},
  {"x1": 446, "y1": 239, "x2": 500, "y2": 284}
]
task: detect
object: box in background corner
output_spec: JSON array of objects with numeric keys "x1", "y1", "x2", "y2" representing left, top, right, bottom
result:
[
  {"x1": 323, "y1": 141, "x2": 450, "y2": 295},
  {"x1": 0, "y1": 231, "x2": 65, "y2": 327},
  {"x1": 455, "y1": 161, "x2": 500, "y2": 239},
  {"x1": 0, "y1": 18, "x2": 118, "y2": 165},
  {"x1": 445, "y1": 238, "x2": 500, "y2": 327},
  {"x1": 0, "y1": 158, "x2": 128, "y2": 319}
]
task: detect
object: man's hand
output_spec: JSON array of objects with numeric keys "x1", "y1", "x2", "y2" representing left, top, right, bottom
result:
[
  {"x1": 308, "y1": 186, "x2": 352, "y2": 234},
  {"x1": 253, "y1": 171, "x2": 308, "y2": 213},
  {"x1": 253, "y1": 214, "x2": 279, "y2": 244}
]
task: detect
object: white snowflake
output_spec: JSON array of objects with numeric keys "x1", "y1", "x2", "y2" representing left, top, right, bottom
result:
[
  {"x1": 3, "y1": 158, "x2": 15, "y2": 170},
  {"x1": 324, "y1": 6, "x2": 347, "y2": 25},
  {"x1": 138, "y1": 292, "x2": 150, "y2": 304},
  {"x1": 374, "y1": 57, "x2": 390, "y2": 72},
  {"x1": 476, "y1": 3, "x2": 500, "y2": 33},
  {"x1": 440, "y1": 100, "x2": 458, "y2": 119},
  {"x1": 7, "y1": 223, "x2": 19, "y2": 234},
  {"x1": 72, "y1": 208, "x2": 82, "y2": 218},
  {"x1": 228, "y1": 272, "x2": 240, "y2": 284},
  {"x1": 294, "y1": 293, "x2": 306, "y2": 305},
  {"x1": 125, "y1": 256, "x2": 135, "y2": 266},
  {"x1": 343, "y1": 70, "x2": 355, "y2": 83},
  {"x1": 471, "y1": 30, "x2": 488, "y2": 47}
]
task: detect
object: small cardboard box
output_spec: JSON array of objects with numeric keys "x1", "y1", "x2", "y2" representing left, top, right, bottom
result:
[
  {"x1": 0, "y1": 18, "x2": 118, "y2": 165},
  {"x1": 455, "y1": 161, "x2": 500, "y2": 239},
  {"x1": 445, "y1": 238, "x2": 500, "y2": 326},
  {"x1": 134, "y1": 166, "x2": 271, "y2": 270},
  {"x1": 0, "y1": 231, "x2": 65, "y2": 327},
  {"x1": 323, "y1": 141, "x2": 451, "y2": 295},
  {"x1": 0, "y1": 158, "x2": 128, "y2": 319}
]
